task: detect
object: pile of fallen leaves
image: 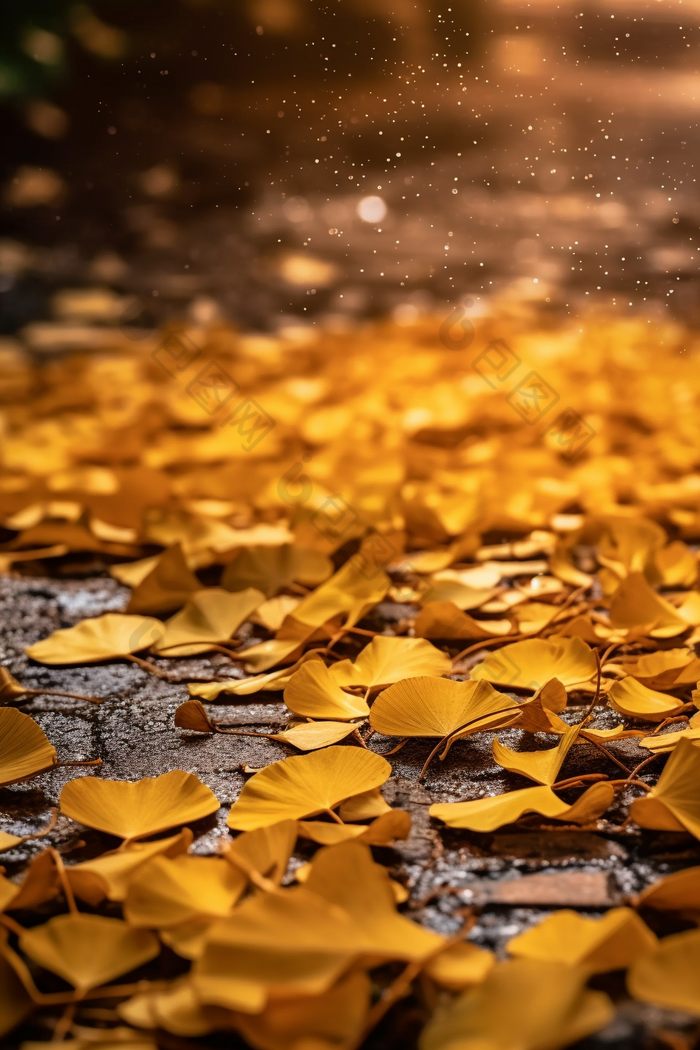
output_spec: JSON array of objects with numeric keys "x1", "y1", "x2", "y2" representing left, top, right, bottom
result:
[{"x1": 2, "y1": 310, "x2": 700, "y2": 1048}]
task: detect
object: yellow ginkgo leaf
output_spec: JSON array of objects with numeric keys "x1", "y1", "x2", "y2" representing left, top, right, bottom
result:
[
  {"x1": 419, "y1": 958, "x2": 613, "y2": 1050},
  {"x1": 616, "y1": 648, "x2": 700, "y2": 690},
  {"x1": 270, "y1": 721, "x2": 360, "y2": 751},
  {"x1": 125, "y1": 854, "x2": 246, "y2": 930},
  {"x1": 126, "y1": 543, "x2": 201, "y2": 615},
  {"x1": 424, "y1": 941, "x2": 495, "y2": 991},
  {"x1": 639, "y1": 726, "x2": 700, "y2": 754},
  {"x1": 192, "y1": 885, "x2": 369, "y2": 1012},
  {"x1": 329, "y1": 636, "x2": 451, "y2": 690},
  {"x1": 222, "y1": 544, "x2": 333, "y2": 597},
  {"x1": 291, "y1": 556, "x2": 390, "y2": 630},
  {"x1": 223, "y1": 819, "x2": 298, "y2": 885},
  {"x1": 654, "y1": 540, "x2": 699, "y2": 588},
  {"x1": 609, "y1": 572, "x2": 690, "y2": 636},
  {"x1": 26, "y1": 613, "x2": 165, "y2": 665},
  {"x1": 249, "y1": 594, "x2": 301, "y2": 631},
  {"x1": 414, "y1": 601, "x2": 511, "y2": 641},
  {"x1": 66, "y1": 830, "x2": 193, "y2": 906},
  {"x1": 60, "y1": 769, "x2": 220, "y2": 841},
  {"x1": 232, "y1": 971, "x2": 371, "y2": 1050},
  {"x1": 284, "y1": 659, "x2": 370, "y2": 720},
  {"x1": 507, "y1": 907, "x2": 657, "y2": 973},
  {"x1": 492, "y1": 726, "x2": 581, "y2": 786},
  {"x1": 0, "y1": 937, "x2": 32, "y2": 1039},
  {"x1": 607, "y1": 677, "x2": 689, "y2": 721},
  {"x1": 237, "y1": 616, "x2": 320, "y2": 673},
  {"x1": 630, "y1": 737, "x2": 700, "y2": 838},
  {"x1": 0, "y1": 708, "x2": 57, "y2": 786},
  {"x1": 628, "y1": 928, "x2": 700, "y2": 1016},
  {"x1": 118, "y1": 975, "x2": 213, "y2": 1038},
  {"x1": 425, "y1": 578, "x2": 499, "y2": 611},
  {"x1": 19, "y1": 914, "x2": 160, "y2": 991},
  {"x1": 471, "y1": 637, "x2": 597, "y2": 692},
  {"x1": 370, "y1": 677, "x2": 519, "y2": 740},
  {"x1": 304, "y1": 840, "x2": 442, "y2": 961},
  {"x1": 298, "y1": 807, "x2": 411, "y2": 847},
  {"x1": 154, "y1": 587, "x2": 264, "y2": 656},
  {"x1": 227, "y1": 746, "x2": 391, "y2": 831},
  {"x1": 188, "y1": 651, "x2": 319, "y2": 701},
  {"x1": 635, "y1": 865, "x2": 700, "y2": 918},
  {"x1": 430, "y1": 782, "x2": 614, "y2": 833}
]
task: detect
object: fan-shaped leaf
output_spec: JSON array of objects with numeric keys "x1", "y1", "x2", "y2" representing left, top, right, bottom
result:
[
  {"x1": 329, "y1": 637, "x2": 451, "y2": 690},
  {"x1": 471, "y1": 637, "x2": 597, "y2": 692},
  {"x1": 370, "y1": 677, "x2": 519, "y2": 739},
  {"x1": 226, "y1": 746, "x2": 391, "y2": 831},
  {"x1": 26, "y1": 613, "x2": 165, "y2": 665},
  {"x1": 60, "y1": 770, "x2": 220, "y2": 841},
  {"x1": 507, "y1": 908, "x2": 657, "y2": 973},
  {"x1": 284, "y1": 659, "x2": 370, "y2": 720},
  {"x1": 0, "y1": 708, "x2": 57, "y2": 786},
  {"x1": 430, "y1": 782, "x2": 614, "y2": 833}
]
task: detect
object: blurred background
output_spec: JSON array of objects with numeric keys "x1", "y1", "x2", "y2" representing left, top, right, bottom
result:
[{"x1": 0, "y1": 0, "x2": 699, "y2": 337}]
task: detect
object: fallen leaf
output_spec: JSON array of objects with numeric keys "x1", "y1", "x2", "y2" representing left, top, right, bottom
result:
[
  {"x1": 370, "y1": 676, "x2": 519, "y2": 741},
  {"x1": 270, "y1": 721, "x2": 360, "y2": 751},
  {"x1": 414, "y1": 601, "x2": 512, "y2": 641},
  {"x1": 607, "y1": 677, "x2": 689, "y2": 720},
  {"x1": 222, "y1": 544, "x2": 333, "y2": 597},
  {"x1": 66, "y1": 830, "x2": 193, "y2": 906},
  {"x1": 284, "y1": 659, "x2": 370, "y2": 720},
  {"x1": 627, "y1": 927, "x2": 700, "y2": 1015},
  {"x1": 430, "y1": 782, "x2": 614, "y2": 832},
  {"x1": 329, "y1": 636, "x2": 452, "y2": 690},
  {"x1": 231, "y1": 971, "x2": 370, "y2": 1050},
  {"x1": 125, "y1": 854, "x2": 246, "y2": 932},
  {"x1": 471, "y1": 637, "x2": 598, "y2": 692},
  {"x1": 126, "y1": 544, "x2": 202, "y2": 615},
  {"x1": 26, "y1": 613, "x2": 165, "y2": 665},
  {"x1": 0, "y1": 936, "x2": 32, "y2": 1040},
  {"x1": 423, "y1": 941, "x2": 495, "y2": 991},
  {"x1": 0, "y1": 708, "x2": 57, "y2": 786},
  {"x1": 639, "y1": 725, "x2": 700, "y2": 753},
  {"x1": 19, "y1": 914, "x2": 160, "y2": 991},
  {"x1": 492, "y1": 726, "x2": 581, "y2": 786},
  {"x1": 60, "y1": 769, "x2": 220, "y2": 840},
  {"x1": 419, "y1": 958, "x2": 613, "y2": 1050},
  {"x1": 507, "y1": 907, "x2": 657, "y2": 973},
  {"x1": 227, "y1": 746, "x2": 391, "y2": 831},
  {"x1": 635, "y1": 865, "x2": 700, "y2": 919},
  {"x1": 223, "y1": 819, "x2": 297, "y2": 885},
  {"x1": 630, "y1": 737, "x2": 700, "y2": 837},
  {"x1": 154, "y1": 587, "x2": 264, "y2": 656},
  {"x1": 609, "y1": 572, "x2": 692, "y2": 636}
]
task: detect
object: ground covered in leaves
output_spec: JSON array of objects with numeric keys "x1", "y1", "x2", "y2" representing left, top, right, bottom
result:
[{"x1": 1, "y1": 311, "x2": 700, "y2": 1050}]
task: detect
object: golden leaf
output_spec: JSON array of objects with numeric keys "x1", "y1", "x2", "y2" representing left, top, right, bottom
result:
[
  {"x1": 223, "y1": 819, "x2": 298, "y2": 885},
  {"x1": 635, "y1": 865, "x2": 700, "y2": 919},
  {"x1": 26, "y1": 612, "x2": 165, "y2": 665},
  {"x1": 270, "y1": 721, "x2": 360, "y2": 751},
  {"x1": 284, "y1": 659, "x2": 370, "y2": 720},
  {"x1": 66, "y1": 830, "x2": 193, "y2": 906},
  {"x1": 419, "y1": 958, "x2": 613, "y2": 1050},
  {"x1": 222, "y1": 544, "x2": 333, "y2": 597},
  {"x1": 126, "y1": 543, "x2": 201, "y2": 615},
  {"x1": 154, "y1": 587, "x2": 264, "y2": 656},
  {"x1": 609, "y1": 572, "x2": 691, "y2": 636},
  {"x1": 125, "y1": 854, "x2": 246, "y2": 930},
  {"x1": 227, "y1": 746, "x2": 391, "y2": 831},
  {"x1": 630, "y1": 737, "x2": 700, "y2": 838},
  {"x1": 430, "y1": 782, "x2": 614, "y2": 832},
  {"x1": 471, "y1": 637, "x2": 598, "y2": 692},
  {"x1": 19, "y1": 914, "x2": 160, "y2": 991},
  {"x1": 639, "y1": 725, "x2": 700, "y2": 754},
  {"x1": 628, "y1": 928, "x2": 700, "y2": 1015},
  {"x1": 60, "y1": 769, "x2": 220, "y2": 840},
  {"x1": 608, "y1": 677, "x2": 689, "y2": 721},
  {"x1": 192, "y1": 885, "x2": 369, "y2": 1011},
  {"x1": 232, "y1": 971, "x2": 370, "y2": 1050},
  {"x1": 414, "y1": 601, "x2": 511, "y2": 641},
  {"x1": 0, "y1": 936, "x2": 32, "y2": 1039},
  {"x1": 330, "y1": 636, "x2": 452, "y2": 690},
  {"x1": 424, "y1": 941, "x2": 495, "y2": 991},
  {"x1": 370, "y1": 676, "x2": 519, "y2": 740},
  {"x1": 507, "y1": 907, "x2": 657, "y2": 973},
  {"x1": 0, "y1": 708, "x2": 57, "y2": 786},
  {"x1": 492, "y1": 726, "x2": 581, "y2": 786},
  {"x1": 304, "y1": 840, "x2": 442, "y2": 961}
]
